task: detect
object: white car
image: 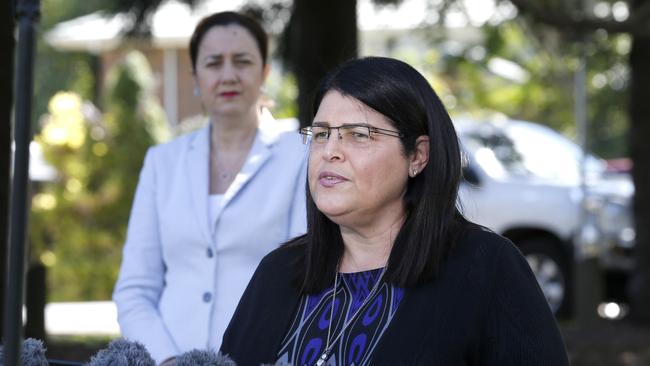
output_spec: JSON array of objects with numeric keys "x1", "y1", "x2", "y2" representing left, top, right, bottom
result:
[{"x1": 456, "y1": 118, "x2": 635, "y2": 316}]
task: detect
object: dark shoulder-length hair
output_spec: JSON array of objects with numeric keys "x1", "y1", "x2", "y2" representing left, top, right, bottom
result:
[
  {"x1": 296, "y1": 56, "x2": 469, "y2": 293},
  {"x1": 189, "y1": 11, "x2": 268, "y2": 72}
]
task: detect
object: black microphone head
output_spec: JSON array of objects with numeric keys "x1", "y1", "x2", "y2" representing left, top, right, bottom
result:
[
  {"x1": 87, "y1": 339, "x2": 154, "y2": 366},
  {"x1": 0, "y1": 338, "x2": 49, "y2": 366},
  {"x1": 173, "y1": 349, "x2": 236, "y2": 366}
]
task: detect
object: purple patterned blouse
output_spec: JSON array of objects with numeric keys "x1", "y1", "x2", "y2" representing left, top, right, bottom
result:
[{"x1": 276, "y1": 268, "x2": 404, "y2": 366}]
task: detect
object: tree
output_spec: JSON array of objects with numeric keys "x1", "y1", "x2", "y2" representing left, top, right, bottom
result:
[
  {"x1": 1, "y1": 0, "x2": 114, "y2": 337},
  {"x1": 105, "y1": 0, "x2": 398, "y2": 129},
  {"x1": 507, "y1": 0, "x2": 650, "y2": 323},
  {"x1": 279, "y1": 0, "x2": 358, "y2": 127},
  {"x1": 30, "y1": 51, "x2": 168, "y2": 301},
  {"x1": 15, "y1": 0, "x2": 649, "y2": 321},
  {"x1": 241, "y1": 0, "x2": 650, "y2": 322}
]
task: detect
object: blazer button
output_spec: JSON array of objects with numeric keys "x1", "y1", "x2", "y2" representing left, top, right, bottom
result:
[
  {"x1": 207, "y1": 248, "x2": 214, "y2": 258},
  {"x1": 203, "y1": 292, "x2": 212, "y2": 303}
]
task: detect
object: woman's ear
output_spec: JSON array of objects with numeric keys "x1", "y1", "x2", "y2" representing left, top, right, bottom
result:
[
  {"x1": 409, "y1": 135, "x2": 430, "y2": 176},
  {"x1": 262, "y1": 64, "x2": 271, "y2": 83},
  {"x1": 192, "y1": 71, "x2": 200, "y2": 97}
]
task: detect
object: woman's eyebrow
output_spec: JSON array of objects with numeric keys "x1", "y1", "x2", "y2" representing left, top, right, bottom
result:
[
  {"x1": 202, "y1": 54, "x2": 222, "y2": 63},
  {"x1": 201, "y1": 52, "x2": 254, "y2": 62},
  {"x1": 312, "y1": 122, "x2": 372, "y2": 127},
  {"x1": 233, "y1": 52, "x2": 254, "y2": 58}
]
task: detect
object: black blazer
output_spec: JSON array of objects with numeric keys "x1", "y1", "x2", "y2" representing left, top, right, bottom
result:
[{"x1": 221, "y1": 227, "x2": 569, "y2": 366}]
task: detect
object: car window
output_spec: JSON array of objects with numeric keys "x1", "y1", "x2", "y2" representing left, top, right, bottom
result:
[
  {"x1": 462, "y1": 129, "x2": 529, "y2": 179},
  {"x1": 460, "y1": 122, "x2": 605, "y2": 183},
  {"x1": 506, "y1": 123, "x2": 605, "y2": 182}
]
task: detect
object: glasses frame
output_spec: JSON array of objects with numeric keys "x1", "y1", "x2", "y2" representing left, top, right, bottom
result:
[{"x1": 299, "y1": 123, "x2": 404, "y2": 146}]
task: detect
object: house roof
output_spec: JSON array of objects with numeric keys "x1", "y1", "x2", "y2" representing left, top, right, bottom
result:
[
  {"x1": 45, "y1": 0, "x2": 248, "y2": 52},
  {"x1": 45, "y1": 0, "x2": 444, "y2": 52}
]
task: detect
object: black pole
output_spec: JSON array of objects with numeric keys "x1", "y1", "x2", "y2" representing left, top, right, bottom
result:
[{"x1": 3, "y1": 0, "x2": 40, "y2": 364}]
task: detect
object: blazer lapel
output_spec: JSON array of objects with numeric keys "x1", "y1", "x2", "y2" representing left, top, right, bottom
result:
[
  {"x1": 221, "y1": 128, "x2": 276, "y2": 205},
  {"x1": 186, "y1": 126, "x2": 212, "y2": 244}
]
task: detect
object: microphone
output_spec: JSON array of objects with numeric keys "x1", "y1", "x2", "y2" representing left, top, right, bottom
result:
[
  {"x1": 87, "y1": 339, "x2": 155, "y2": 366},
  {"x1": 173, "y1": 349, "x2": 236, "y2": 366},
  {"x1": 1, "y1": 338, "x2": 240, "y2": 366},
  {"x1": 0, "y1": 338, "x2": 49, "y2": 366}
]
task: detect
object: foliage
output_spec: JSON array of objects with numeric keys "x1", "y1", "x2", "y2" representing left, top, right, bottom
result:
[
  {"x1": 505, "y1": 0, "x2": 650, "y2": 324},
  {"x1": 30, "y1": 51, "x2": 168, "y2": 301},
  {"x1": 582, "y1": 32, "x2": 630, "y2": 158},
  {"x1": 446, "y1": 23, "x2": 575, "y2": 131},
  {"x1": 32, "y1": 0, "x2": 110, "y2": 122},
  {"x1": 27, "y1": 0, "x2": 634, "y2": 305},
  {"x1": 265, "y1": 69, "x2": 299, "y2": 119},
  {"x1": 403, "y1": 19, "x2": 629, "y2": 159}
]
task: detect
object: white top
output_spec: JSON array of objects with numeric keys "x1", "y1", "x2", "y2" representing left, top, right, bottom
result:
[{"x1": 113, "y1": 123, "x2": 308, "y2": 363}]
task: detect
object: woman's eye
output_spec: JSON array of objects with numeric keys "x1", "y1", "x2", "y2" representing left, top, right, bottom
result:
[
  {"x1": 314, "y1": 131, "x2": 329, "y2": 140},
  {"x1": 348, "y1": 128, "x2": 370, "y2": 140}
]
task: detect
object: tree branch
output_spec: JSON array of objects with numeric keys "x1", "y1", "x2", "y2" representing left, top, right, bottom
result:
[{"x1": 509, "y1": 0, "x2": 650, "y2": 37}]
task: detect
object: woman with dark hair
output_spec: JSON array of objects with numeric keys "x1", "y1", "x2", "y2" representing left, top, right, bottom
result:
[
  {"x1": 113, "y1": 12, "x2": 307, "y2": 365},
  {"x1": 220, "y1": 57, "x2": 569, "y2": 365}
]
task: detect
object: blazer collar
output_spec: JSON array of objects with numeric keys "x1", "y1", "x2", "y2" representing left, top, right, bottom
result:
[
  {"x1": 186, "y1": 125, "x2": 211, "y2": 243},
  {"x1": 185, "y1": 122, "x2": 281, "y2": 240},
  {"x1": 222, "y1": 127, "x2": 274, "y2": 203}
]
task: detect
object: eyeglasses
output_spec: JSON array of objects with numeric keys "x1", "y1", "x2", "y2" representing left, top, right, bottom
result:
[{"x1": 299, "y1": 124, "x2": 403, "y2": 148}]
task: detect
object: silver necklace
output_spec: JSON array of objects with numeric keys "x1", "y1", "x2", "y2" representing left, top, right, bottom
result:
[
  {"x1": 211, "y1": 149, "x2": 246, "y2": 189},
  {"x1": 217, "y1": 171, "x2": 232, "y2": 181},
  {"x1": 315, "y1": 265, "x2": 388, "y2": 366}
]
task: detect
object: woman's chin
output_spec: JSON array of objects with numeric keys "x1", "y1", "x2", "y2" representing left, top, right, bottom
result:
[{"x1": 315, "y1": 202, "x2": 353, "y2": 222}]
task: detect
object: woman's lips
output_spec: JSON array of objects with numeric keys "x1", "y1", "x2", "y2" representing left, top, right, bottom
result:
[
  {"x1": 318, "y1": 171, "x2": 348, "y2": 187},
  {"x1": 219, "y1": 91, "x2": 240, "y2": 98}
]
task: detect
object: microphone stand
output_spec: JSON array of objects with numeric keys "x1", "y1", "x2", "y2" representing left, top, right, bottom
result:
[{"x1": 3, "y1": 0, "x2": 40, "y2": 364}]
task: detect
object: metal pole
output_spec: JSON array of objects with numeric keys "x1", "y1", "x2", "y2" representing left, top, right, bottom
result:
[
  {"x1": 574, "y1": 39, "x2": 603, "y2": 326},
  {"x1": 3, "y1": 0, "x2": 40, "y2": 364},
  {"x1": 576, "y1": 47, "x2": 587, "y2": 196}
]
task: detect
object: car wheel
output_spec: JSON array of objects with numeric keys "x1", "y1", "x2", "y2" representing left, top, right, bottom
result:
[{"x1": 519, "y1": 237, "x2": 571, "y2": 316}]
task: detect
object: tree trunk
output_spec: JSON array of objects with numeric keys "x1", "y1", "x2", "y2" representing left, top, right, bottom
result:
[
  {"x1": 282, "y1": 0, "x2": 358, "y2": 128},
  {"x1": 627, "y1": 1, "x2": 650, "y2": 323},
  {"x1": 0, "y1": 0, "x2": 16, "y2": 341}
]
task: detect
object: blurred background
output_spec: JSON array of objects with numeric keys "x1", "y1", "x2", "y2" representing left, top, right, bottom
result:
[{"x1": 2, "y1": 0, "x2": 650, "y2": 365}]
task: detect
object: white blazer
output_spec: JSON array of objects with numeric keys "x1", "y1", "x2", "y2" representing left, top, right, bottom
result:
[{"x1": 113, "y1": 123, "x2": 307, "y2": 363}]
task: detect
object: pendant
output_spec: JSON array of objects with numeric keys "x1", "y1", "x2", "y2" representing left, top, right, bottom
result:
[{"x1": 316, "y1": 352, "x2": 328, "y2": 366}]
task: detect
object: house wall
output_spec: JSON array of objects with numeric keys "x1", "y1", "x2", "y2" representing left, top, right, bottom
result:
[
  {"x1": 99, "y1": 45, "x2": 204, "y2": 129},
  {"x1": 176, "y1": 49, "x2": 204, "y2": 124}
]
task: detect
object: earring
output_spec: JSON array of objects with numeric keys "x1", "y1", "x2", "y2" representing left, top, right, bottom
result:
[
  {"x1": 194, "y1": 87, "x2": 200, "y2": 97},
  {"x1": 410, "y1": 168, "x2": 417, "y2": 177}
]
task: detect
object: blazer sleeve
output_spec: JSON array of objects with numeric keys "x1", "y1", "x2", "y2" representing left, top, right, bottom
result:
[
  {"x1": 112, "y1": 148, "x2": 180, "y2": 363},
  {"x1": 481, "y1": 241, "x2": 570, "y2": 366},
  {"x1": 220, "y1": 245, "x2": 303, "y2": 365},
  {"x1": 220, "y1": 253, "x2": 277, "y2": 365}
]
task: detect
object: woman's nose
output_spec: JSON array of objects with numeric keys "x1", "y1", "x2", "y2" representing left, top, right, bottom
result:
[
  {"x1": 219, "y1": 61, "x2": 238, "y2": 83},
  {"x1": 322, "y1": 133, "x2": 344, "y2": 161}
]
